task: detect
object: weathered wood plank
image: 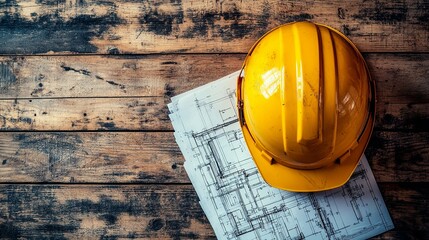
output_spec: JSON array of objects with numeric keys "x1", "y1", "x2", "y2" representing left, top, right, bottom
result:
[
  {"x1": 375, "y1": 183, "x2": 429, "y2": 239},
  {"x1": 0, "y1": 183, "x2": 427, "y2": 239},
  {"x1": 366, "y1": 54, "x2": 429, "y2": 104},
  {"x1": 1, "y1": 54, "x2": 428, "y2": 131},
  {"x1": 0, "y1": 97, "x2": 170, "y2": 131},
  {"x1": 0, "y1": 132, "x2": 186, "y2": 183},
  {"x1": 1, "y1": 98, "x2": 427, "y2": 131},
  {"x1": 0, "y1": 55, "x2": 243, "y2": 98},
  {"x1": 376, "y1": 103, "x2": 429, "y2": 131},
  {"x1": 1, "y1": 54, "x2": 428, "y2": 101},
  {"x1": 0, "y1": 0, "x2": 428, "y2": 54},
  {"x1": 0, "y1": 185, "x2": 214, "y2": 239},
  {"x1": 0, "y1": 131, "x2": 427, "y2": 183},
  {"x1": 366, "y1": 131, "x2": 429, "y2": 183}
]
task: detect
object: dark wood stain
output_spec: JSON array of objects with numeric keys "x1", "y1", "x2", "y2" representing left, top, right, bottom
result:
[
  {"x1": 340, "y1": 24, "x2": 360, "y2": 36},
  {"x1": 257, "y1": 3, "x2": 271, "y2": 33},
  {"x1": 182, "y1": 5, "x2": 263, "y2": 41},
  {"x1": 107, "y1": 47, "x2": 121, "y2": 55},
  {"x1": 375, "y1": 103, "x2": 429, "y2": 131},
  {"x1": 156, "y1": 106, "x2": 171, "y2": 122},
  {"x1": 416, "y1": 1, "x2": 429, "y2": 22},
  {"x1": 143, "y1": 191, "x2": 162, "y2": 217},
  {"x1": 14, "y1": 133, "x2": 81, "y2": 180},
  {"x1": 137, "y1": 172, "x2": 174, "y2": 182},
  {"x1": 353, "y1": 1, "x2": 408, "y2": 23},
  {"x1": 61, "y1": 63, "x2": 127, "y2": 90},
  {"x1": 182, "y1": 2, "x2": 312, "y2": 42},
  {"x1": 338, "y1": 7, "x2": 346, "y2": 19},
  {"x1": 0, "y1": 185, "x2": 78, "y2": 238},
  {"x1": 139, "y1": 2, "x2": 184, "y2": 36},
  {"x1": 365, "y1": 131, "x2": 429, "y2": 182},
  {"x1": 147, "y1": 218, "x2": 164, "y2": 231},
  {"x1": 38, "y1": 224, "x2": 78, "y2": 234},
  {"x1": 60, "y1": 64, "x2": 91, "y2": 76},
  {"x1": 161, "y1": 61, "x2": 178, "y2": 65},
  {"x1": 380, "y1": 183, "x2": 429, "y2": 239},
  {"x1": 380, "y1": 113, "x2": 395, "y2": 126},
  {"x1": 9, "y1": 116, "x2": 33, "y2": 125},
  {"x1": 164, "y1": 83, "x2": 175, "y2": 98},
  {"x1": 106, "y1": 80, "x2": 126, "y2": 89},
  {"x1": 178, "y1": 232, "x2": 199, "y2": 239},
  {"x1": 0, "y1": 0, "x2": 122, "y2": 54},
  {"x1": 278, "y1": 13, "x2": 314, "y2": 23},
  {"x1": 0, "y1": 63, "x2": 16, "y2": 92},
  {"x1": 0, "y1": 222, "x2": 21, "y2": 239},
  {"x1": 97, "y1": 121, "x2": 118, "y2": 130},
  {"x1": 100, "y1": 213, "x2": 119, "y2": 225},
  {"x1": 218, "y1": 4, "x2": 253, "y2": 41},
  {"x1": 398, "y1": 106, "x2": 429, "y2": 131}
]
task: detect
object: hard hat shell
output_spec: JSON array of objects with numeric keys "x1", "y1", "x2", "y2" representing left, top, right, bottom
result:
[{"x1": 237, "y1": 21, "x2": 375, "y2": 192}]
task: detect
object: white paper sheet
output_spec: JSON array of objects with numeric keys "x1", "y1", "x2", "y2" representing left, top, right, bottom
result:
[{"x1": 168, "y1": 71, "x2": 394, "y2": 240}]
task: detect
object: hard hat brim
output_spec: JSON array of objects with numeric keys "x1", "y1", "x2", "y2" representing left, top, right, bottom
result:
[{"x1": 241, "y1": 112, "x2": 374, "y2": 192}]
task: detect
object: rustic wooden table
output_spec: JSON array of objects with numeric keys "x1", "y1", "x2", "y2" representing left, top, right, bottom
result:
[{"x1": 0, "y1": 0, "x2": 428, "y2": 239}]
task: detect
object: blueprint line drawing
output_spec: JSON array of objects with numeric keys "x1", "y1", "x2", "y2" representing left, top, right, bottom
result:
[{"x1": 168, "y1": 71, "x2": 394, "y2": 240}]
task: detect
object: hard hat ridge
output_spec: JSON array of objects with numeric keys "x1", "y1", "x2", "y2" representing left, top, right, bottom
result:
[{"x1": 237, "y1": 21, "x2": 375, "y2": 192}]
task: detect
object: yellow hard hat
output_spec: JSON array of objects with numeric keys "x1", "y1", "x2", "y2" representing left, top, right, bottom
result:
[{"x1": 237, "y1": 21, "x2": 375, "y2": 192}]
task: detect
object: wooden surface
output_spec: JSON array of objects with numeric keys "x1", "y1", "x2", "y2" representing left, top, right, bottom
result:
[{"x1": 0, "y1": 0, "x2": 428, "y2": 239}]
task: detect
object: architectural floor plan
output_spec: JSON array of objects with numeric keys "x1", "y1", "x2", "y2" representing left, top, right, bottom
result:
[{"x1": 168, "y1": 71, "x2": 394, "y2": 240}]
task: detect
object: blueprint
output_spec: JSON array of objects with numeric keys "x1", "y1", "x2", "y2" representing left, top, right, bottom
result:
[{"x1": 168, "y1": 71, "x2": 394, "y2": 240}]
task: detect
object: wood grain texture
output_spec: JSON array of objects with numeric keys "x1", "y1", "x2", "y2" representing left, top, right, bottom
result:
[
  {"x1": 0, "y1": 183, "x2": 427, "y2": 239},
  {"x1": 1, "y1": 54, "x2": 428, "y2": 131},
  {"x1": 376, "y1": 183, "x2": 428, "y2": 239},
  {"x1": 0, "y1": 185, "x2": 214, "y2": 239},
  {"x1": 0, "y1": 55, "x2": 244, "y2": 98},
  {"x1": 1, "y1": 98, "x2": 427, "y2": 131},
  {"x1": 0, "y1": 97, "x2": 169, "y2": 131},
  {"x1": 0, "y1": 131, "x2": 427, "y2": 183},
  {"x1": 0, "y1": 132, "x2": 186, "y2": 183},
  {"x1": 1, "y1": 54, "x2": 428, "y2": 100},
  {"x1": 366, "y1": 54, "x2": 429, "y2": 104},
  {"x1": 366, "y1": 131, "x2": 429, "y2": 183},
  {"x1": 0, "y1": 0, "x2": 428, "y2": 54}
]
